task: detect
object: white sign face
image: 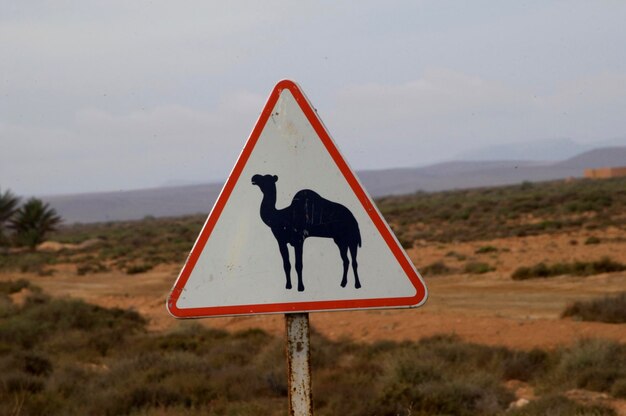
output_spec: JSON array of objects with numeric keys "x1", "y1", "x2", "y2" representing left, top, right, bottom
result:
[{"x1": 167, "y1": 80, "x2": 427, "y2": 318}]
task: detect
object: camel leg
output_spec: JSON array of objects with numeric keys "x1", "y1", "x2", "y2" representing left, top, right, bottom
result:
[
  {"x1": 349, "y1": 244, "x2": 361, "y2": 289},
  {"x1": 338, "y1": 244, "x2": 349, "y2": 288},
  {"x1": 294, "y1": 241, "x2": 305, "y2": 292},
  {"x1": 278, "y1": 242, "x2": 292, "y2": 289}
]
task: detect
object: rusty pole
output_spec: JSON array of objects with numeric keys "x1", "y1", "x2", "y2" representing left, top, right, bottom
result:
[{"x1": 285, "y1": 313, "x2": 313, "y2": 415}]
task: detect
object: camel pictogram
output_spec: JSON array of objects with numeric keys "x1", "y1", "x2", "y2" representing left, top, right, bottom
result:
[{"x1": 251, "y1": 174, "x2": 362, "y2": 292}]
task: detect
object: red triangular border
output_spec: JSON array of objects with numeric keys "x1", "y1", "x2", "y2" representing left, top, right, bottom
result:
[{"x1": 167, "y1": 80, "x2": 427, "y2": 318}]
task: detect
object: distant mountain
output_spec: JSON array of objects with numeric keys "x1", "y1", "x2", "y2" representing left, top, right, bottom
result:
[
  {"x1": 46, "y1": 147, "x2": 626, "y2": 224},
  {"x1": 554, "y1": 147, "x2": 626, "y2": 169},
  {"x1": 46, "y1": 183, "x2": 223, "y2": 223},
  {"x1": 457, "y1": 137, "x2": 626, "y2": 162},
  {"x1": 457, "y1": 138, "x2": 586, "y2": 162},
  {"x1": 358, "y1": 160, "x2": 567, "y2": 196}
]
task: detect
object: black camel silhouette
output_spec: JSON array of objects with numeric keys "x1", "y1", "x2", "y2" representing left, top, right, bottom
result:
[{"x1": 251, "y1": 174, "x2": 362, "y2": 292}]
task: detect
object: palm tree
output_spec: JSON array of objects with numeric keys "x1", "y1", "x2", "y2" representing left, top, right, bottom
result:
[
  {"x1": 0, "y1": 188, "x2": 20, "y2": 246},
  {"x1": 9, "y1": 198, "x2": 62, "y2": 250}
]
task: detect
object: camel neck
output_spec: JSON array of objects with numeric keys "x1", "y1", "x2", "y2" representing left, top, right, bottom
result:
[{"x1": 259, "y1": 187, "x2": 277, "y2": 224}]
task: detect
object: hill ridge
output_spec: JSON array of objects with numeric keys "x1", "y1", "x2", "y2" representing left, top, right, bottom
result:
[{"x1": 46, "y1": 146, "x2": 626, "y2": 223}]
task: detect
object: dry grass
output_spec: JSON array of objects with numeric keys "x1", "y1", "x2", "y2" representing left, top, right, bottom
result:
[
  {"x1": 562, "y1": 293, "x2": 626, "y2": 324},
  {"x1": 512, "y1": 258, "x2": 626, "y2": 280},
  {"x1": 1, "y1": 282, "x2": 624, "y2": 416}
]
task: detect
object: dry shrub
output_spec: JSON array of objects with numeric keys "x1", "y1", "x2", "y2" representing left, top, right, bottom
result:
[
  {"x1": 543, "y1": 339, "x2": 626, "y2": 395},
  {"x1": 562, "y1": 292, "x2": 626, "y2": 324},
  {"x1": 2, "y1": 284, "x2": 625, "y2": 416},
  {"x1": 464, "y1": 261, "x2": 495, "y2": 274},
  {"x1": 421, "y1": 260, "x2": 453, "y2": 277},
  {"x1": 512, "y1": 258, "x2": 626, "y2": 280},
  {"x1": 0, "y1": 278, "x2": 31, "y2": 295},
  {"x1": 476, "y1": 245, "x2": 498, "y2": 254}
]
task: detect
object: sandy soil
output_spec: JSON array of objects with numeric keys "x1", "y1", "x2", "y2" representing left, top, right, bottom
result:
[{"x1": 4, "y1": 228, "x2": 625, "y2": 350}]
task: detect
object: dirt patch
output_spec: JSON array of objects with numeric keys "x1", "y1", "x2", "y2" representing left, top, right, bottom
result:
[{"x1": 37, "y1": 238, "x2": 102, "y2": 252}]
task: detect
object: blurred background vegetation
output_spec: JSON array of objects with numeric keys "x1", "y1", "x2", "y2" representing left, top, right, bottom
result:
[
  {"x1": 0, "y1": 281, "x2": 623, "y2": 416},
  {"x1": 1, "y1": 177, "x2": 625, "y2": 415}
]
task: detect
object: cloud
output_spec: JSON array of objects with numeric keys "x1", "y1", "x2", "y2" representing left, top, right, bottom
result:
[
  {"x1": 1, "y1": 90, "x2": 264, "y2": 195},
  {"x1": 3, "y1": 69, "x2": 626, "y2": 196},
  {"x1": 326, "y1": 69, "x2": 626, "y2": 168},
  {"x1": 0, "y1": 1, "x2": 312, "y2": 122},
  {"x1": 2, "y1": 3, "x2": 625, "y2": 196}
]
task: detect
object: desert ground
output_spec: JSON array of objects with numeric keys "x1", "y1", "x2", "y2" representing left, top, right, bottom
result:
[
  {"x1": 5, "y1": 227, "x2": 625, "y2": 350},
  {"x1": 3, "y1": 207, "x2": 626, "y2": 414}
]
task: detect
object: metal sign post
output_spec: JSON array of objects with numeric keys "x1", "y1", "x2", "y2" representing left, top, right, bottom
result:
[{"x1": 285, "y1": 313, "x2": 313, "y2": 416}]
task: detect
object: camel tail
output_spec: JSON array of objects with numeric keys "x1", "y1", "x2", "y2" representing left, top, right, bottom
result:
[{"x1": 356, "y1": 222, "x2": 362, "y2": 247}]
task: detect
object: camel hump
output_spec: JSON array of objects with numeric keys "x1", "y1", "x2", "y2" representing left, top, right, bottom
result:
[
  {"x1": 291, "y1": 189, "x2": 360, "y2": 240},
  {"x1": 292, "y1": 189, "x2": 343, "y2": 213},
  {"x1": 292, "y1": 189, "x2": 323, "y2": 202}
]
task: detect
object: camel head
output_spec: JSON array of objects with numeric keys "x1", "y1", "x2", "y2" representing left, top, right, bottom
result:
[{"x1": 251, "y1": 174, "x2": 278, "y2": 193}]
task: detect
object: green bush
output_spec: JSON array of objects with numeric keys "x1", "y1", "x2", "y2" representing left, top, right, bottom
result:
[
  {"x1": 156, "y1": 324, "x2": 229, "y2": 352},
  {"x1": 421, "y1": 261, "x2": 453, "y2": 276},
  {"x1": 376, "y1": 376, "x2": 513, "y2": 416},
  {"x1": 512, "y1": 257, "x2": 626, "y2": 280},
  {"x1": 475, "y1": 245, "x2": 498, "y2": 254},
  {"x1": 512, "y1": 263, "x2": 552, "y2": 280},
  {"x1": 464, "y1": 261, "x2": 495, "y2": 274},
  {"x1": 22, "y1": 353, "x2": 53, "y2": 376},
  {"x1": 445, "y1": 250, "x2": 467, "y2": 260},
  {"x1": 612, "y1": 378, "x2": 626, "y2": 398},
  {"x1": 585, "y1": 236, "x2": 601, "y2": 245},
  {"x1": 500, "y1": 348, "x2": 549, "y2": 382},
  {"x1": 544, "y1": 339, "x2": 626, "y2": 394},
  {"x1": 76, "y1": 261, "x2": 108, "y2": 275},
  {"x1": 126, "y1": 263, "x2": 154, "y2": 275},
  {"x1": 0, "y1": 293, "x2": 146, "y2": 350},
  {"x1": 364, "y1": 335, "x2": 518, "y2": 416},
  {"x1": 562, "y1": 292, "x2": 626, "y2": 324},
  {"x1": 0, "y1": 278, "x2": 31, "y2": 295},
  {"x1": 0, "y1": 251, "x2": 57, "y2": 273}
]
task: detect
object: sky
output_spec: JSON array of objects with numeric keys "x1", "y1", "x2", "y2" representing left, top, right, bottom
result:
[{"x1": 2, "y1": 1, "x2": 626, "y2": 196}]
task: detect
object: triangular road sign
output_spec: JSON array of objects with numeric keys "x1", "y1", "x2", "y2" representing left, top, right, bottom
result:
[{"x1": 167, "y1": 80, "x2": 427, "y2": 318}]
